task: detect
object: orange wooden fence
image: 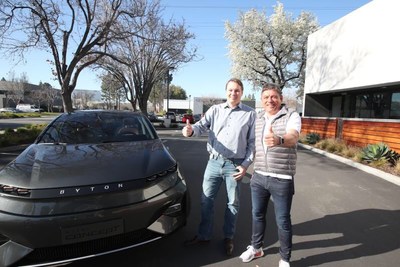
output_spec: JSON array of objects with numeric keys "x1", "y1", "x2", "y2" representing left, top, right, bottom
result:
[{"x1": 301, "y1": 117, "x2": 400, "y2": 153}]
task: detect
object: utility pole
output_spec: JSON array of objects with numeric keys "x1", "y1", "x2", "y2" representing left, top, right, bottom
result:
[{"x1": 166, "y1": 67, "x2": 174, "y2": 112}]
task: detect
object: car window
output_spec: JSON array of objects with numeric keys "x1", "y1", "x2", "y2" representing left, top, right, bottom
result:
[{"x1": 38, "y1": 112, "x2": 158, "y2": 144}]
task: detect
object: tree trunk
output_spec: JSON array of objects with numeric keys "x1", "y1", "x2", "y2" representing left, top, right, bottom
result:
[
  {"x1": 138, "y1": 96, "x2": 148, "y2": 114},
  {"x1": 61, "y1": 85, "x2": 74, "y2": 113}
]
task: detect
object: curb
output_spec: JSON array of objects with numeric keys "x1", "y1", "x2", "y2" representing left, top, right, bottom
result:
[{"x1": 298, "y1": 143, "x2": 400, "y2": 186}]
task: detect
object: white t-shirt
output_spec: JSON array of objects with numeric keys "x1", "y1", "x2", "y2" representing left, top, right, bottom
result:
[{"x1": 257, "y1": 111, "x2": 301, "y2": 180}]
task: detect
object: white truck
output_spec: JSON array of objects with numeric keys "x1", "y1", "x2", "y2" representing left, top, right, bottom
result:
[{"x1": 16, "y1": 104, "x2": 43, "y2": 112}]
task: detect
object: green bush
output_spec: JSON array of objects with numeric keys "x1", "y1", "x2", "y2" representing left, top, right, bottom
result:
[
  {"x1": 361, "y1": 143, "x2": 400, "y2": 166},
  {"x1": 0, "y1": 124, "x2": 46, "y2": 147},
  {"x1": 306, "y1": 132, "x2": 320, "y2": 145}
]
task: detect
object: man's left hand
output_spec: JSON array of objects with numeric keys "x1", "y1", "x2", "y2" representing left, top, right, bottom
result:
[{"x1": 233, "y1": 165, "x2": 247, "y2": 181}]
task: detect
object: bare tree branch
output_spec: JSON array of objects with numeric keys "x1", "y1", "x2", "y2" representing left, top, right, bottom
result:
[{"x1": 0, "y1": 0, "x2": 158, "y2": 112}]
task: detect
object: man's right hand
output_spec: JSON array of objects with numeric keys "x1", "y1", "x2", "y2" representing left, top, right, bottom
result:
[{"x1": 182, "y1": 119, "x2": 193, "y2": 137}]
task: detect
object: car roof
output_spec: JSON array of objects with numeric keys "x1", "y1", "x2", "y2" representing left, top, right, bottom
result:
[{"x1": 62, "y1": 110, "x2": 143, "y2": 115}]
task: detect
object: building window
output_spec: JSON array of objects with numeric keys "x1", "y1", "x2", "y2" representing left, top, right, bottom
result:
[
  {"x1": 354, "y1": 92, "x2": 391, "y2": 118},
  {"x1": 355, "y1": 94, "x2": 370, "y2": 118},
  {"x1": 371, "y1": 93, "x2": 390, "y2": 118},
  {"x1": 390, "y1": 92, "x2": 400, "y2": 118}
]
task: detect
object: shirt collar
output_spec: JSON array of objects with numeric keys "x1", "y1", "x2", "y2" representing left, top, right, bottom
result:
[{"x1": 224, "y1": 101, "x2": 242, "y2": 110}]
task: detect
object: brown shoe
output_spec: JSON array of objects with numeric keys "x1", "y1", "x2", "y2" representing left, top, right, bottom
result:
[
  {"x1": 224, "y1": 238, "x2": 234, "y2": 256},
  {"x1": 184, "y1": 235, "x2": 210, "y2": 246}
]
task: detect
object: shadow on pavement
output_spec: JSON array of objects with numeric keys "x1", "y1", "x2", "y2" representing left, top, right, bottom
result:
[{"x1": 292, "y1": 209, "x2": 400, "y2": 266}]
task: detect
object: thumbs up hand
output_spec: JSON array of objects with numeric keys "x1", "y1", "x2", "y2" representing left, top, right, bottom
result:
[
  {"x1": 264, "y1": 124, "x2": 277, "y2": 147},
  {"x1": 182, "y1": 119, "x2": 193, "y2": 137}
]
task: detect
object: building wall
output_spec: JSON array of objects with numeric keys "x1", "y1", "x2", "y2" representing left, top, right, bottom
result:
[
  {"x1": 163, "y1": 97, "x2": 203, "y2": 115},
  {"x1": 163, "y1": 97, "x2": 256, "y2": 115},
  {"x1": 304, "y1": 0, "x2": 400, "y2": 97},
  {"x1": 302, "y1": 0, "x2": 400, "y2": 151},
  {"x1": 302, "y1": 117, "x2": 400, "y2": 153}
]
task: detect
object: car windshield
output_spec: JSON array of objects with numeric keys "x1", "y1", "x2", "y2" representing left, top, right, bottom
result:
[{"x1": 37, "y1": 111, "x2": 158, "y2": 144}]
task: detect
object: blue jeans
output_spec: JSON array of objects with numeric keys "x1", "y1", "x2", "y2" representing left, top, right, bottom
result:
[
  {"x1": 250, "y1": 172, "x2": 294, "y2": 262},
  {"x1": 197, "y1": 156, "x2": 242, "y2": 240}
]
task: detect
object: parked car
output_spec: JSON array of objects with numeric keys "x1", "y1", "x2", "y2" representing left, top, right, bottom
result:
[
  {"x1": 175, "y1": 114, "x2": 183, "y2": 122},
  {"x1": 0, "y1": 107, "x2": 19, "y2": 113},
  {"x1": 16, "y1": 104, "x2": 43, "y2": 112},
  {"x1": 193, "y1": 114, "x2": 202, "y2": 122},
  {"x1": 146, "y1": 112, "x2": 159, "y2": 122},
  {"x1": 182, "y1": 114, "x2": 194, "y2": 124},
  {"x1": 164, "y1": 111, "x2": 176, "y2": 122},
  {"x1": 0, "y1": 110, "x2": 189, "y2": 266},
  {"x1": 156, "y1": 114, "x2": 165, "y2": 121}
]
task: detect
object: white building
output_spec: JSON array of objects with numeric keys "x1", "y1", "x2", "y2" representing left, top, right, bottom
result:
[
  {"x1": 163, "y1": 97, "x2": 203, "y2": 115},
  {"x1": 303, "y1": 0, "x2": 400, "y2": 119},
  {"x1": 163, "y1": 97, "x2": 256, "y2": 115}
]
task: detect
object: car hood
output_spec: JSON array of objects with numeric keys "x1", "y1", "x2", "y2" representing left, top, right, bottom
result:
[{"x1": 0, "y1": 140, "x2": 176, "y2": 189}]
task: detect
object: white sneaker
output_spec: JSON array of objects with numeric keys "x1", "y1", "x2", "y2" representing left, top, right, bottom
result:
[
  {"x1": 279, "y1": 259, "x2": 290, "y2": 267},
  {"x1": 239, "y1": 245, "x2": 264, "y2": 263}
]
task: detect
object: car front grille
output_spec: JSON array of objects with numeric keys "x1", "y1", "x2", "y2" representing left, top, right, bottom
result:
[{"x1": 16, "y1": 229, "x2": 160, "y2": 266}]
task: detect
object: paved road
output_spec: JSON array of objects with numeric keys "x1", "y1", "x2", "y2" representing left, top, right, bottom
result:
[
  {"x1": 0, "y1": 131, "x2": 399, "y2": 267},
  {"x1": 69, "y1": 135, "x2": 399, "y2": 267}
]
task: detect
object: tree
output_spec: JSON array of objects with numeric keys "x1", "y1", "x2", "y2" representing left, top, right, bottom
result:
[
  {"x1": 6, "y1": 71, "x2": 28, "y2": 106},
  {"x1": 95, "y1": 1, "x2": 196, "y2": 114},
  {"x1": 201, "y1": 97, "x2": 225, "y2": 113},
  {"x1": 101, "y1": 73, "x2": 124, "y2": 110},
  {"x1": 38, "y1": 82, "x2": 60, "y2": 112},
  {"x1": 148, "y1": 80, "x2": 165, "y2": 112},
  {"x1": 170, "y1": 85, "x2": 187, "y2": 100},
  {"x1": 72, "y1": 90, "x2": 95, "y2": 110},
  {"x1": 31, "y1": 88, "x2": 46, "y2": 111},
  {"x1": 225, "y1": 2, "x2": 319, "y2": 97},
  {"x1": 0, "y1": 0, "x2": 156, "y2": 112}
]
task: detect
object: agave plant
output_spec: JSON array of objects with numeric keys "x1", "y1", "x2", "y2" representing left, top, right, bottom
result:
[
  {"x1": 386, "y1": 149, "x2": 400, "y2": 166},
  {"x1": 361, "y1": 143, "x2": 398, "y2": 166},
  {"x1": 306, "y1": 132, "x2": 320, "y2": 145}
]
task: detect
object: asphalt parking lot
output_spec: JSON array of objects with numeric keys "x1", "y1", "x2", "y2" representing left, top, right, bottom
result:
[
  {"x1": 0, "y1": 124, "x2": 399, "y2": 267},
  {"x1": 67, "y1": 133, "x2": 400, "y2": 267}
]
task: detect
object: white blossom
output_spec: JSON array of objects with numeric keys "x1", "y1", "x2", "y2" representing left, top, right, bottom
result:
[{"x1": 225, "y1": 2, "x2": 319, "y2": 95}]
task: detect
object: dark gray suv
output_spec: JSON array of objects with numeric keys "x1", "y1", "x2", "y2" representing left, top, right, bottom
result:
[{"x1": 0, "y1": 110, "x2": 189, "y2": 266}]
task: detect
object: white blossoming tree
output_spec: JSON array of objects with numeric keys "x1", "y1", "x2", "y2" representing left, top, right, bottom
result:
[{"x1": 225, "y1": 2, "x2": 319, "y2": 96}]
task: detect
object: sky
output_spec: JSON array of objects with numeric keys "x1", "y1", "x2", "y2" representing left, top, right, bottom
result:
[{"x1": 0, "y1": 0, "x2": 373, "y2": 99}]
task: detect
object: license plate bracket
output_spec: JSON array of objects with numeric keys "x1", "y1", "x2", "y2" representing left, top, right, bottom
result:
[{"x1": 61, "y1": 219, "x2": 124, "y2": 244}]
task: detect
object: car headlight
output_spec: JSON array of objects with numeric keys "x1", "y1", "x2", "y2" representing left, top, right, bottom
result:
[
  {"x1": 0, "y1": 184, "x2": 31, "y2": 197},
  {"x1": 146, "y1": 164, "x2": 177, "y2": 182}
]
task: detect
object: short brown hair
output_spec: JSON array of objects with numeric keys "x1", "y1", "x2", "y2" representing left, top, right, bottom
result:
[{"x1": 225, "y1": 78, "x2": 244, "y2": 91}]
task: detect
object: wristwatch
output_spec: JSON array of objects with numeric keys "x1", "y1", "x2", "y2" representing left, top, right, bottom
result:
[{"x1": 279, "y1": 136, "x2": 284, "y2": 145}]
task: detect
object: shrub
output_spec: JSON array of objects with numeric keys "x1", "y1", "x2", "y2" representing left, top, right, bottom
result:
[
  {"x1": 298, "y1": 133, "x2": 307, "y2": 144},
  {"x1": 360, "y1": 143, "x2": 399, "y2": 166},
  {"x1": 306, "y1": 132, "x2": 320, "y2": 145},
  {"x1": 0, "y1": 125, "x2": 46, "y2": 146},
  {"x1": 386, "y1": 149, "x2": 400, "y2": 166},
  {"x1": 369, "y1": 157, "x2": 389, "y2": 168},
  {"x1": 326, "y1": 139, "x2": 346, "y2": 154},
  {"x1": 315, "y1": 138, "x2": 329, "y2": 150},
  {"x1": 341, "y1": 145, "x2": 360, "y2": 158},
  {"x1": 302, "y1": 136, "x2": 399, "y2": 176},
  {"x1": 394, "y1": 160, "x2": 400, "y2": 176}
]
